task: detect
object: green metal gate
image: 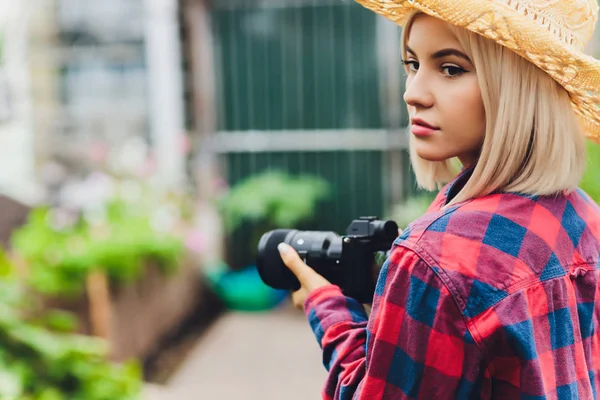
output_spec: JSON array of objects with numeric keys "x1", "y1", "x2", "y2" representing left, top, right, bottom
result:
[{"x1": 210, "y1": 1, "x2": 413, "y2": 268}]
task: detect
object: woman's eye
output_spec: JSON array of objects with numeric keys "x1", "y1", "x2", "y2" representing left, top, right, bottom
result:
[
  {"x1": 402, "y1": 60, "x2": 419, "y2": 72},
  {"x1": 442, "y1": 65, "x2": 466, "y2": 77}
]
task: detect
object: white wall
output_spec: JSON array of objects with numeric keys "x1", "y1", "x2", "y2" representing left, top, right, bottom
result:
[
  {"x1": 0, "y1": 0, "x2": 38, "y2": 204},
  {"x1": 144, "y1": 0, "x2": 186, "y2": 189}
]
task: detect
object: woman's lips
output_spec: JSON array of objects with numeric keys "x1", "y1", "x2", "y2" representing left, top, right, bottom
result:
[
  {"x1": 410, "y1": 118, "x2": 439, "y2": 137},
  {"x1": 411, "y1": 123, "x2": 439, "y2": 137}
]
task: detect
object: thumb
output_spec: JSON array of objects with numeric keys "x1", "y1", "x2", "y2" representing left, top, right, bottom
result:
[{"x1": 278, "y1": 242, "x2": 315, "y2": 286}]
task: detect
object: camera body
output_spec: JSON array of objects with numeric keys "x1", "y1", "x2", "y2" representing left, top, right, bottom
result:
[{"x1": 256, "y1": 217, "x2": 398, "y2": 303}]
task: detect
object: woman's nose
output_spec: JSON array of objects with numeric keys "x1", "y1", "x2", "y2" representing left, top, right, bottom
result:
[{"x1": 403, "y1": 72, "x2": 434, "y2": 109}]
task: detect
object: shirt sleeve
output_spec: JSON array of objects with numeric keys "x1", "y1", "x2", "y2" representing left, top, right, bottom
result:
[{"x1": 304, "y1": 245, "x2": 486, "y2": 400}]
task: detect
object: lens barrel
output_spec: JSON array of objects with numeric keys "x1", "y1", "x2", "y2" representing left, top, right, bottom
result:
[
  {"x1": 256, "y1": 229, "x2": 299, "y2": 290},
  {"x1": 257, "y1": 229, "x2": 342, "y2": 290},
  {"x1": 256, "y1": 218, "x2": 398, "y2": 299}
]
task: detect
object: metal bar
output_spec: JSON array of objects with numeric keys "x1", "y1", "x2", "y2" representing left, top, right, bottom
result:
[
  {"x1": 184, "y1": 0, "x2": 223, "y2": 195},
  {"x1": 376, "y1": 15, "x2": 406, "y2": 211},
  {"x1": 184, "y1": 0, "x2": 217, "y2": 138},
  {"x1": 208, "y1": 129, "x2": 409, "y2": 153},
  {"x1": 377, "y1": 15, "x2": 403, "y2": 129}
]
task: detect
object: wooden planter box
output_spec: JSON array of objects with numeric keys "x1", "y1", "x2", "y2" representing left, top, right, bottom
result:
[
  {"x1": 0, "y1": 196, "x2": 214, "y2": 364},
  {"x1": 45, "y1": 256, "x2": 206, "y2": 363},
  {"x1": 107, "y1": 257, "x2": 204, "y2": 362}
]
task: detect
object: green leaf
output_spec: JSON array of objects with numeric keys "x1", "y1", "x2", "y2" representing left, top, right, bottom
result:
[
  {"x1": 219, "y1": 170, "x2": 331, "y2": 233},
  {"x1": 0, "y1": 367, "x2": 24, "y2": 398},
  {"x1": 38, "y1": 388, "x2": 65, "y2": 400},
  {"x1": 582, "y1": 140, "x2": 600, "y2": 203},
  {"x1": 43, "y1": 311, "x2": 78, "y2": 333}
]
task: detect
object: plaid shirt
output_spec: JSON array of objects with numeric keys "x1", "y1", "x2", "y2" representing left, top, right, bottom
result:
[{"x1": 305, "y1": 169, "x2": 600, "y2": 399}]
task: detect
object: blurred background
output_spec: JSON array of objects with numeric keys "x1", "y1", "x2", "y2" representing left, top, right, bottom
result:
[{"x1": 0, "y1": 0, "x2": 598, "y2": 399}]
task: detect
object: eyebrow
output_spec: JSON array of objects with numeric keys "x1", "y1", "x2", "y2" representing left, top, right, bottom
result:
[{"x1": 405, "y1": 45, "x2": 472, "y2": 63}]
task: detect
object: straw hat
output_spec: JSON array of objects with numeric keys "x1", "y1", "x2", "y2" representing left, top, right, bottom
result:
[{"x1": 355, "y1": 0, "x2": 600, "y2": 143}]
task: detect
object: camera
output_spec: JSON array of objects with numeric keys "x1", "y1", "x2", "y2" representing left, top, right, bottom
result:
[{"x1": 256, "y1": 217, "x2": 399, "y2": 303}]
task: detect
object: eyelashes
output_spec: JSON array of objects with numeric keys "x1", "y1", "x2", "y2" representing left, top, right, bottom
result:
[
  {"x1": 401, "y1": 58, "x2": 467, "y2": 77},
  {"x1": 443, "y1": 65, "x2": 467, "y2": 77},
  {"x1": 401, "y1": 59, "x2": 418, "y2": 69}
]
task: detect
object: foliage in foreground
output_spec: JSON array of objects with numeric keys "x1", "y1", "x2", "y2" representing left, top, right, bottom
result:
[
  {"x1": 0, "y1": 254, "x2": 142, "y2": 399},
  {"x1": 11, "y1": 198, "x2": 184, "y2": 298}
]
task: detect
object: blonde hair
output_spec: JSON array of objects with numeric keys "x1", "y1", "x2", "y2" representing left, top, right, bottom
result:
[{"x1": 402, "y1": 12, "x2": 587, "y2": 207}]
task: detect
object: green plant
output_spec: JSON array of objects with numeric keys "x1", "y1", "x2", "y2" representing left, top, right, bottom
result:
[
  {"x1": 582, "y1": 140, "x2": 600, "y2": 203},
  {"x1": 219, "y1": 170, "x2": 331, "y2": 234},
  {"x1": 218, "y1": 170, "x2": 331, "y2": 267},
  {"x1": 0, "y1": 254, "x2": 142, "y2": 399},
  {"x1": 11, "y1": 198, "x2": 184, "y2": 298},
  {"x1": 388, "y1": 194, "x2": 435, "y2": 231}
]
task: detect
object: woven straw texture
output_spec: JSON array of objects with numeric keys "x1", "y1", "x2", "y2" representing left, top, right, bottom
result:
[{"x1": 355, "y1": 0, "x2": 600, "y2": 143}]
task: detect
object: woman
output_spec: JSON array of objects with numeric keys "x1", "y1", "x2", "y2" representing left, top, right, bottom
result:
[{"x1": 277, "y1": 0, "x2": 600, "y2": 399}]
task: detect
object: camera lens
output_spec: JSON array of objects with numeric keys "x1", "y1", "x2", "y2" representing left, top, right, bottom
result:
[
  {"x1": 256, "y1": 229, "x2": 342, "y2": 291},
  {"x1": 256, "y1": 229, "x2": 299, "y2": 290},
  {"x1": 256, "y1": 218, "x2": 398, "y2": 302}
]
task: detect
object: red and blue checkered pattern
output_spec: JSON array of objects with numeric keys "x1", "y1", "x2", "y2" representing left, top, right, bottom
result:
[{"x1": 305, "y1": 172, "x2": 600, "y2": 399}]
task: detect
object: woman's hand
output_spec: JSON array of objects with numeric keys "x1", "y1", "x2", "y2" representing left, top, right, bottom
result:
[{"x1": 278, "y1": 243, "x2": 331, "y2": 310}]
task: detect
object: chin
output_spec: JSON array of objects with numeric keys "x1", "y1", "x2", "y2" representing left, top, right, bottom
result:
[{"x1": 414, "y1": 145, "x2": 452, "y2": 162}]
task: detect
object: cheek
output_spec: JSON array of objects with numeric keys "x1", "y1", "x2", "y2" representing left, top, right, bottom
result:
[
  {"x1": 471, "y1": 89, "x2": 486, "y2": 129},
  {"x1": 450, "y1": 84, "x2": 485, "y2": 139}
]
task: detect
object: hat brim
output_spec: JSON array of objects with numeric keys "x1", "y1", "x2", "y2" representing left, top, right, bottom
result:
[{"x1": 356, "y1": 0, "x2": 600, "y2": 143}]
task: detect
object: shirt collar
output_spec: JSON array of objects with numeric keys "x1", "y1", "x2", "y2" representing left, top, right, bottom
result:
[{"x1": 444, "y1": 165, "x2": 476, "y2": 205}]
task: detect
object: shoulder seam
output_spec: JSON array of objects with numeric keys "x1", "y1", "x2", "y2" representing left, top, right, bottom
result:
[
  {"x1": 406, "y1": 199, "x2": 473, "y2": 246},
  {"x1": 394, "y1": 242, "x2": 490, "y2": 364}
]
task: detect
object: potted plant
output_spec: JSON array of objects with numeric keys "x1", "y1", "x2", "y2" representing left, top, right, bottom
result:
[{"x1": 210, "y1": 170, "x2": 331, "y2": 311}]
